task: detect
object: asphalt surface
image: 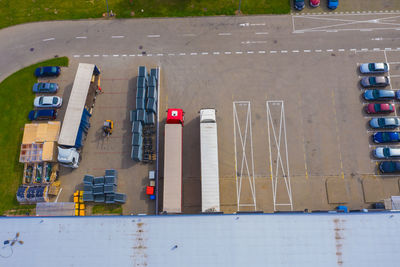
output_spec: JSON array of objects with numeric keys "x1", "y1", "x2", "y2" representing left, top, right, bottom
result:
[{"x1": 3, "y1": 12, "x2": 400, "y2": 213}]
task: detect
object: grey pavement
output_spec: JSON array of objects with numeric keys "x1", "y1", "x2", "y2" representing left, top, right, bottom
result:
[{"x1": 2, "y1": 11, "x2": 400, "y2": 214}]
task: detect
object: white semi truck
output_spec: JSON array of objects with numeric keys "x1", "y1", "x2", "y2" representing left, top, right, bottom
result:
[{"x1": 200, "y1": 109, "x2": 220, "y2": 212}]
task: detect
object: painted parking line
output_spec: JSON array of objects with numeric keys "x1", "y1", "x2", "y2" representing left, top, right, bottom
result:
[
  {"x1": 147, "y1": 35, "x2": 160, "y2": 38},
  {"x1": 266, "y1": 100, "x2": 293, "y2": 211},
  {"x1": 111, "y1": 35, "x2": 125, "y2": 38},
  {"x1": 233, "y1": 101, "x2": 257, "y2": 211},
  {"x1": 75, "y1": 36, "x2": 87, "y2": 39},
  {"x1": 42, "y1": 38, "x2": 55, "y2": 42},
  {"x1": 218, "y1": 33, "x2": 232, "y2": 36}
]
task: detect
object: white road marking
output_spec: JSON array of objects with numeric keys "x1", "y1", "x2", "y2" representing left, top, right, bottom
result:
[
  {"x1": 385, "y1": 47, "x2": 392, "y2": 50},
  {"x1": 168, "y1": 53, "x2": 175, "y2": 56},
  {"x1": 255, "y1": 32, "x2": 269, "y2": 35},
  {"x1": 179, "y1": 53, "x2": 186, "y2": 56},
  {"x1": 147, "y1": 54, "x2": 153, "y2": 56},
  {"x1": 113, "y1": 54, "x2": 119, "y2": 57},
  {"x1": 241, "y1": 41, "x2": 267, "y2": 44},
  {"x1": 147, "y1": 35, "x2": 160, "y2": 38},
  {"x1": 233, "y1": 101, "x2": 257, "y2": 211},
  {"x1": 218, "y1": 33, "x2": 232, "y2": 36},
  {"x1": 137, "y1": 54, "x2": 143, "y2": 57},
  {"x1": 225, "y1": 52, "x2": 232, "y2": 54},
  {"x1": 122, "y1": 54, "x2": 127, "y2": 57},
  {"x1": 270, "y1": 51, "x2": 277, "y2": 54},
  {"x1": 281, "y1": 50, "x2": 287, "y2": 53},
  {"x1": 236, "y1": 51, "x2": 243, "y2": 54},
  {"x1": 374, "y1": 48, "x2": 381, "y2": 51},
  {"x1": 361, "y1": 48, "x2": 369, "y2": 51},
  {"x1": 251, "y1": 23, "x2": 266, "y2": 26},
  {"x1": 315, "y1": 49, "x2": 322, "y2": 52},
  {"x1": 75, "y1": 36, "x2": 87, "y2": 39},
  {"x1": 350, "y1": 48, "x2": 357, "y2": 51},
  {"x1": 183, "y1": 33, "x2": 196, "y2": 36},
  {"x1": 338, "y1": 49, "x2": 345, "y2": 52},
  {"x1": 266, "y1": 101, "x2": 293, "y2": 211},
  {"x1": 93, "y1": 55, "x2": 99, "y2": 57},
  {"x1": 83, "y1": 55, "x2": 91, "y2": 57},
  {"x1": 129, "y1": 54, "x2": 135, "y2": 57},
  {"x1": 201, "y1": 52, "x2": 208, "y2": 55},
  {"x1": 384, "y1": 50, "x2": 393, "y2": 91},
  {"x1": 55, "y1": 188, "x2": 63, "y2": 203},
  {"x1": 304, "y1": 50, "x2": 311, "y2": 52},
  {"x1": 157, "y1": 53, "x2": 164, "y2": 56},
  {"x1": 326, "y1": 49, "x2": 333, "y2": 52},
  {"x1": 360, "y1": 29, "x2": 372, "y2": 31},
  {"x1": 190, "y1": 52, "x2": 198, "y2": 55},
  {"x1": 292, "y1": 50, "x2": 299, "y2": 53},
  {"x1": 258, "y1": 51, "x2": 266, "y2": 54},
  {"x1": 111, "y1": 35, "x2": 124, "y2": 38},
  {"x1": 213, "y1": 52, "x2": 220, "y2": 55},
  {"x1": 73, "y1": 55, "x2": 80, "y2": 58},
  {"x1": 42, "y1": 38, "x2": 55, "y2": 41},
  {"x1": 247, "y1": 51, "x2": 254, "y2": 54}
]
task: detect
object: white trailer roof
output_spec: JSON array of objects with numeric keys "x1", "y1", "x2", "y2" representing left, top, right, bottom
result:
[
  {"x1": 200, "y1": 119, "x2": 220, "y2": 212},
  {"x1": 0, "y1": 213, "x2": 400, "y2": 266},
  {"x1": 58, "y1": 63, "x2": 94, "y2": 146},
  {"x1": 163, "y1": 124, "x2": 182, "y2": 213}
]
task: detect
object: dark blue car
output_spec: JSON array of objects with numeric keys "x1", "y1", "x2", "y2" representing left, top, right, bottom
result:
[
  {"x1": 379, "y1": 161, "x2": 400, "y2": 174},
  {"x1": 373, "y1": 132, "x2": 400, "y2": 143},
  {"x1": 32, "y1": 82, "x2": 58, "y2": 93},
  {"x1": 28, "y1": 109, "x2": 57, "y2": 121},
  {"x1": 328, "y1": 0, "x2": 338, "y2": 9},
  {"x1": 34, "y1": 66, "x2": 61, "y2": 77},
  {"x1": 294, "y1": 0, "x2": 305, "y2": 10}
]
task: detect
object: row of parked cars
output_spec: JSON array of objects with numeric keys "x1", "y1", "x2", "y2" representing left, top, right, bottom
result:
[
  {"x1": 358, "y1": 63, "x2": 400, "y2": 173},
  {"x1": 294, "y1": 0, "x2": 338, "y2": 10},
  {"x1": 28, "y1": 66, "x2": 62, "y2": 121}
]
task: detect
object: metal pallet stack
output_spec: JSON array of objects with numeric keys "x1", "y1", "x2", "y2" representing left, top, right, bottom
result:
[
  {"x1": 130, "y1": 66, "x2": 158, "y2": 162},
  {"x1": 82, "y1": 169, "x2": 126, "y2": 204}
]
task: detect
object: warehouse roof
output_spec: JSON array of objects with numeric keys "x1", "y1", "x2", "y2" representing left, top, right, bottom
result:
[{"x1": 0, "y1": 213, "x2": 399, "y2": 266}]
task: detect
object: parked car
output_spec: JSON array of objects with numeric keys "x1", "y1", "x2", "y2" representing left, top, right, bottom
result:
[
  {"x1": 373, "y1": 132, "x2": 400, "y2": 143},
  {"x1": 34, "y1": 66, "x2": 61, "y2": 77},
  {"x1": 310, "y1": 0, "x2": 320, "y2": 7},
  {"x1": 32, "y1": 82, "x2": 58, "y2": 93},
  {"x1": 379, "y1": 161, "x2": 400, "y2": 173},
  {"x1": 360, "y1": 76, "x2": 390, "y2": 88},
  {"x1": 294, "y1": 0, "x2": 305, "y2": 10},
  {"x1": 33, "y1": 96, "x2": 62, "y2": 108},
  {"x1": 369, "y1": 117, "x2": 400, "y2": 129},
  {"x1": 364, "y1": 90, "x2": 395, "y2": 101},
  {"x1": 359, "y1": 63, "x2": 389, "y2": 74},
  {"x1": 365, "y1": 103, "x2": 394, "y2": 114},
  {"x1": 327, "y1": 0, "x2": 339, "y2": 9},
  {"x1": 395, "y1": 91, "x2": 400, "y2": 100},
  {"x1": 374, "y1": 147, "x2": 400, "y2": 159},
  {"x1": 28, "y1": 109, "x2": 57, "y2": 121}
]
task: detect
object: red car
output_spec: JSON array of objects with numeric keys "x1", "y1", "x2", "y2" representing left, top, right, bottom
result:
[
  {"x1": 365, "y1": 103, "x2": 394, "y2": 114},
  {"x1": 310, "y1": 0, "x2": 320, "y2": 7}
]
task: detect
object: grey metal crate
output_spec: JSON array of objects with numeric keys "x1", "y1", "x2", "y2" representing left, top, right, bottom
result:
[
  {"x1": 93, "y1": 176, "x2": 105, "y2": 185},
  {"x1": 145, "y1": 112, "x2": 155, "y2": 126},
  {"x1": 130, "y1": 110, "x2": 137, "y2": 122},
  {"x1": 132, "y1": 120, "x2": 143, "y2": 134},
  {"x1": 105, "y1": 193, "x2": 115, "y2": 204},
  {"x1": 105, "y1": 169, "x2": 117, "y2": 177},
  {"x1": 136, "y1": 97, "x2": 145, "y2": 110},
  {"x1": 147, "y1": 86, "x2": 157, "y2": 100},
  {"x1": 131, "y1": 145, "x2": 142, "y2": 162},
  {"x1": 132, "y1": 132, "x2": 143, "y2": 146},
  {"x1": 115, "y1": 193, "x2": 127, "y2": 204},
  {"x1": 138, "y1": 66, "x2": 148, "y2": 78},
  {"x1": 146, "y1": 98, "x2": 157, "y2": 114},
  {"x1": 137, "y1": 76, "x2": 147, "y2": 88},
  {"x1": 92, "y1": 185, "x2": 104, "y2": 195},
  {"x1": 150, "y1": 68, "x2": 158, "y2": 80},
  {"x1": 94, "y1": 195, "x2": 105, "y2": 203},
  {"x1": 83, "y1": 175, "x2": 94, "y2": 185},
  {"x1": 83, "y1": 192, "x2": 94, "y2": 202},
  {"x1": 136, "y1": 87, "x2": 146, "y2": 99},
  {"x1": 104, "y1": 184, "x2": 117, "y2": 194},
  {"x1": 105, "y1": 175, "x2": 117, "y2": 186},
  {"x1": 148, "y1": 75, "x2": 156, "y2": 87},
  {"x1": 83, "y1": 184, "x2": 93, "y2": 193}
]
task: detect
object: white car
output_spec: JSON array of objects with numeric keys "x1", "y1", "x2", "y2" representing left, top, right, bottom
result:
[
  {"x1": 34, "y1": 96, "x2": 62, "y2": 108},
  {"x1": 359, "y1": 63, "x2": 389, "y2": 74},
  {"x1": 374, "y1": 147, "x2": 400, "y2": 159}
]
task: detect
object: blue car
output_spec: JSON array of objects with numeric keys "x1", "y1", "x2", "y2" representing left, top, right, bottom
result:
[
  {"x1": 364, "y1": 89, "x2": 395, "y2": 101},
  {"x1": 294, "y1": 0, "x2": 305, "y2": 10},
  {"x1": 328, "y1": 0, "x2": 338, "y2": 9},
  {"x1": 369, "y1": 117, "x2": 400, "y2": 129},
  {"x1": 32, "y1": 82, "x2": 58, "y2": 93},
  {"x1": 34, "y1": 66, "x2": 61, "y2": 77},
  {"x1": 373, "y1": 132, "x2": 400, "y2": 143},
  {"x1": 379, "y1": 161, "x2": 400, "y2": 174},
  {"x1": 28, "y1": 109, "x2": 57, "y2": 121}
]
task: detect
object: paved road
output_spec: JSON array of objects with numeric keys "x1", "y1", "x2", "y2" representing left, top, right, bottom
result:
[{"x1": 1, "y1": 13, "x2": 400, "y2": 80}]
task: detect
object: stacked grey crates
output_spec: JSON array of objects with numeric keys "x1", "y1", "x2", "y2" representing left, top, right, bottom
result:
[
  {"x1": 130, "y1": 66, "x2": 158, "y2": 161},
  {"x1": 82, "y1": 169, "x2": 126, "y2": 204}
]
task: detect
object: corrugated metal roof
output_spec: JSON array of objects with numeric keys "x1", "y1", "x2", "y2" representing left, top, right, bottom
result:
[
  {"x1": 0, "y1": 213, "x2": 399, "y2": 266},
  {"x1": 58, "y1": 63, "x2": 94, "y2": 146}
]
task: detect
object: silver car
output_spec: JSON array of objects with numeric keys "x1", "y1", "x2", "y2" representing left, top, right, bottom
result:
[
  {"x1": 374, "y1": 147, "x2": 400, "y2": 159},
  {"x1": 33, "y1": 96, "x2": 63, "y2": 108},
  {"x1": 359, "y1": 63, "x2": 389, "y2": 74},
  {"x1": 360, "y1": 76, "x2": 390, "y2": 88}
]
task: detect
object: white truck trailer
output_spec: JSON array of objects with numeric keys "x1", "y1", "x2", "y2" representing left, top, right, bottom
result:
[{"x1": 200, "y1": 109, "x2": 220, "y2": 212}]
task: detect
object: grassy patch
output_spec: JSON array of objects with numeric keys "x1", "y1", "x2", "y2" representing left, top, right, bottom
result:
[
  {"x1": 0, "y1": 56, "x2": 68, "y2": 215},
  {"x1": 0, "y1": 0, "x2": 290, "y2": 29},
  {"x1": 92, "y1": 204, "x2": 123, "y2": 215},
  {"x1": 5, "y1": 205, "x2": 36, "y2": 216}
]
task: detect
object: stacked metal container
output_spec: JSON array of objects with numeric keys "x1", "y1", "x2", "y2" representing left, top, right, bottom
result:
[
  {"x1": 130, "y1": 66, "x2": 158, "y2": 161},
  {"x1": 82, "y1": 169, "x2": 126, "y2": 204},
  {"x1": 16, "y1": 185, "x2": 49, "y2": 203}
]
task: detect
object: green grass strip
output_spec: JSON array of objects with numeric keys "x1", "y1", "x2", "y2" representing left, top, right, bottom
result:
[
  {"x1": 0, "y1": 56, "x2": 68, "y2": 215},
  {"x1": 92, "y1": 204, "x2": 123, "y2": 215},
  {"x1": 0, "y1": 0, "x2": 290, "y2": 29}
]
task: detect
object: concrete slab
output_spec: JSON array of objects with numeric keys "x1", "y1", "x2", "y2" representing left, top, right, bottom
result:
[
  {"x1": 362, "y1": 177, "x2": 385, "y2": 203},
  {"x1": 326, "y1": 178, "x2": 350, "y2": 204}
]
